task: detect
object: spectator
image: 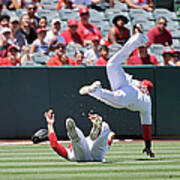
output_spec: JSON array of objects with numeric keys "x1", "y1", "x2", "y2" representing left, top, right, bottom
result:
[
  {"x1": 125, "y1": 0, "x2": 153, "y2": 12},
  {"x1": 21, "y1": 45, "x2": 35, "y2": 66},
  {"x1": 91, "y1": 0, "x2": 115, "y2": 11},
  {"x1": 56, "y1": 0, "x2": 73, "y2": 10},
  {"x1": 9, "y1": 16, "x2": 27, "y2": 49},
  {"x1": 147, "y1": 17, "x2": 172, "y2": 47},
  {"x1": 31, "y1": 28, "x2": 49, "y2": 55},
  {"x1": 19, "y1": 14, "x2": 37, "y2": 45},
  {"x1": 171, "y1": 49, "x2": 180, "y2": 66},
  {"x1": 0, "y1": 45, "x2": 21, "y2": 66},
  {"x1": 45, "y1": 18, "x2": 65, "y2": 48},
  {"x1": 46, "y1": 42, "x2": 76, "y2": 66},
  {"x1": 0, "y1": 27, "x2": 11, "y2": 58},
  {"x1": 96, "y1": 45, "x2": 109, "y2": 66},
  {"x1": 38, "y1": 16, "x2": 47, "y2": 29},
  {"x1": 77, "y1": 8, "x2": 104, "y2": 46},
  {"x1": 160, "y1": 49, "x2": 174, "y2": 66},
  {"x1": 2, "y1": 0, "x2": 25, "y2": 10},
  {"x1": 61, "y1": 19, "x2": 83, "y2": 46},
  {"x1": 27, "y1": 3, "x2": 39, "y2": 29},
  {"x1": 73, "y1": 50, "x2": 87, "y2": 65},
  {"x1": 127, "y1": 45, "x2": 158, "y2": 65},
  {"x1": 84, "y1": 36, "x2": 100, "y2": 65},
  {"x1": 0, "y1": 1, "x2": 3, "y2": 16},
  {"x1": 0, "y1": 15, "x2": 10, "y2": 28},
  {"x1": 108, "y1": 15, "x2": 130, "y2": 46}
]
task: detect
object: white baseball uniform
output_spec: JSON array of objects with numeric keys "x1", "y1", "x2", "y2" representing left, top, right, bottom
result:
[
  {"x1": 67, "y1": 121, "x2": 110, "y2": 162},
  {"x1": 88, "y1": 33, "x2": 152, "y2": 125}
]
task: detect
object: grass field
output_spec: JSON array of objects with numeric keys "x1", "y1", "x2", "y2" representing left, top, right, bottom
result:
[{"x1": 0, "y1": 140, "x2": 180, "y2": 180}]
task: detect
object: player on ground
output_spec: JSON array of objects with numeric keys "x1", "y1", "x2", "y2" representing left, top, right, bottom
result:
[
  {"x1": 44, "y1": 109, "x2": 115, "y2": 162},
  {"x1": 79, "y1": 28, "x2": 155, "y2": 157}
]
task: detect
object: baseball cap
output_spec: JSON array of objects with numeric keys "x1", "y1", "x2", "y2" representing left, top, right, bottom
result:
[
  {"x1": 10, "y1": 16, "x2": 19, "y2": 23},
  {"x1": 79, "y1": 8, "x2": 89, "y2": 16},
  {"x1": 0, "y1": 27, "x2": 11, "y2": 35},
  {"x1": 171, "y1": 49, "x2": 180, "y2": 54},
  {"x1": 162, "y1": 49, "x2": 172, "y2": 55},
  {"x1": 36, "y1": 28, "x2": 47, "y2": 34},
  {"x1": 51, "y1": 18, "x2": 61, "y2": 25},
  {"x1": 7, "y1": 45, "x2": 19, "y2": 52},
  {"x1": 68, "y1": 19, "x2": 79, "y2": 26}
]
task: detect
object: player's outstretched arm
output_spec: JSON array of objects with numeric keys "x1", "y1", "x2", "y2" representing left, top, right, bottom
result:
[
  {"x1": 44, "y1": 109, "x2": 55, "y2": 134},
  {"x1": 44, "y1": 109, "x2": 68, "y2": 159}
]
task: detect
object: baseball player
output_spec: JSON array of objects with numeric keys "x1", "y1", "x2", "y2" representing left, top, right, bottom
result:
[
  {"x1": 79, "y1": 30, "x2": 155, "y2": 157},
  {"x1": 44, "y1": 109, "x2": 115, "y2": 162}
]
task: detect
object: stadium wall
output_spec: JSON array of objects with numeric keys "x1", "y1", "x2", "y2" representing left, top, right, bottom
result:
[{"x1": 0, "y1": 66, "x2": 179, "y2": 139}]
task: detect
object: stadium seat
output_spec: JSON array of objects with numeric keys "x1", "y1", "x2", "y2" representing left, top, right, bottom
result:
[
  {"x1": 149, "y1": 44, "x2": 166, "y2": 59},
  {"x1": 113, "y1": 2, "x2": 129, "y2": 12},
  {"x1": 108, "y1": 44, "x2": 122, "y2": 58},
  {"x1": 132, "y1": 18, "x2": 155, "y2": 31},
  {"x1": 2, "y1": 9, "x2": 18, "y2": 17},
  {"x1": 32, "y1": 53, "x2": 49, "y2": 65},
  {"x1": 129, "y1": 9, "x2": 154, "y2": 21}
]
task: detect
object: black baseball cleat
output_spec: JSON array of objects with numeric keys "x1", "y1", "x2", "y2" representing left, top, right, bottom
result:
[{"x1": 142, "y1": 148, "x2": 155, "y2": 158}]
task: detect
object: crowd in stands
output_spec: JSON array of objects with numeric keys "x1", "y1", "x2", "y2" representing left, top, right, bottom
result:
[{"x1": 0, "y1": 0, "x2": 180, "y2": 67}]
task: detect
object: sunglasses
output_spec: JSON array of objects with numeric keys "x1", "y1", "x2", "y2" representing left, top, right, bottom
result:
[
  {"x1": 80, "y1": 13, "x2": 89, "y2": 17},
  {"x1": 158, "y1": 22, "x2": 167, "y2": 26},
  {"x1": 28, "y1": 7, "x2": 36, "y2": 10}
]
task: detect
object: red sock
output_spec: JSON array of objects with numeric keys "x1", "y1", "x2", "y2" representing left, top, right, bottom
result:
[
  {"x1": 142, "y1": 125, "x2": 152, "y2": 141},
  {"x1": 107, "y1": 139, "x2": 112, "y2": 146},
  {"x1": 49, "y1": 133, "x2": 68, "y2": 159}
]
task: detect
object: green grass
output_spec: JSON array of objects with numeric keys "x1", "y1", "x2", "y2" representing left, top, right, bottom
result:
[{"x1": 0, "y1": 141, "x2": 180, "y2": 180}]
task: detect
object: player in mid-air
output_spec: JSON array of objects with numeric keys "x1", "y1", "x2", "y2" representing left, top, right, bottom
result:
[
  {"x1": 79, "y1": 27, "x2": 155, "y2": 157},
  {"x1": 44, "y1": 109, "x2": 115, "y2": 162}
]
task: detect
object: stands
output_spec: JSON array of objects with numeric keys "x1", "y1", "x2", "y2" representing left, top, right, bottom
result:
[{"x1": 1, "y1": 1, "x2": 180, "y2": 66}]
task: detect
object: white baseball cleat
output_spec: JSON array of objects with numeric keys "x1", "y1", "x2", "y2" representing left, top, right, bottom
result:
[
  {"x1": 79, "y1": 81, "x2": 101, "y2": 95},
  {"x1": 89, "y1": 113, "x2": 102, "y2": 141},
  {"x1": 66, "y1": 118, "x2": 79, "y2": 143}
]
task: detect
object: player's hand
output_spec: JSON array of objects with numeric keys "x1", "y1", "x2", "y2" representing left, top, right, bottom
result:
[{"x1": 44, "y1": 109, "x2": 55, "y2": 125}]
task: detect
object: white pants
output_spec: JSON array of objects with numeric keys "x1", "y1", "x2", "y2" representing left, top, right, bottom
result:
[
  {"x1": 67, "y1": 122, "x2": 110, "y2": 162},
  {"x1": 88, "y1": 33, "x2": 152, "y2": 125}
]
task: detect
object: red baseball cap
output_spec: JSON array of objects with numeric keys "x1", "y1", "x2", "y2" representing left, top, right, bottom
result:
[
  {"x1": 7, "y1": 45, "x2": 19, "y2": 52},
  {"x1": 68, "y1": 19, "x2": 79, "y2": 26},
  {"x1": 79, "y1": 8, "x2": 89, "y2": 15},
  {"x1": 141, "y1": 79, "x2": 154, "y2": 93},
  {"x1": 36, "y1": 28, "x2": 47, "y2": 34},
  {"x1": 88, "y1": 36, "x2": 100, "y2": 42},
  {"x1": 162, "y1": 49, "x2": 172, "y2": 55},
  {"x1": 171, "y1": 49, "x2": 180, "y2": 54}
]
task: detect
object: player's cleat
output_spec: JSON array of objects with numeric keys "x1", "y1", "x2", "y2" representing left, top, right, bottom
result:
[
  {"x1": 134, "y1": 23, "x2": 144, "y2": 33},
  {"x1": 89, "y1": 114, "x2": 102, "y2": 141},
  {"x1": 79, "y1": 81, "x2": 101, "y2": 95},
  {"x1": 142, "y1": 148, "x2": 155, "y2": 158},
  {"x1": 66, "y1": 118, "x2": 80, "y2": 143}
]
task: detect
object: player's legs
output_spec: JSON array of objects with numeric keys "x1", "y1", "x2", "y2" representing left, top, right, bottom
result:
[
  {"x1": 107, "y1": 33, "x2": 148, "y2": 91},
  {"x1": 139, "y1": 99, "x2": 155, "y2": 157},
  {"x1": 90, "y1": 122, "x2": 110, "y2": 162},
  {"x1": 66, "y1": 118, "x2": 91, "y2": 161},
  {"x1": 88, "y1": 85, "x2": 138, "y2": 109}
]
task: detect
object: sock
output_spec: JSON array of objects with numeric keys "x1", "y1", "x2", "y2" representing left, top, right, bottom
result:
[
  {"x1": 49, "y1": 133, "x2": 68, "y2": 159},
  {"x1": 107, "y1": 139, "x2": 112, "y2": 146},
  {"x1": 142, "y1": 125, "x2": 152, "y2": 149}
]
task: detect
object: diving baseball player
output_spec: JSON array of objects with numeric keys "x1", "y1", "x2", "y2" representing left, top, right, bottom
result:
[
  {"x1": 44, "y1": 109, "x2": 115, "y2": 162},
  {"x1": 79, "y1": 30, "x2": 155, "y2": 157}
]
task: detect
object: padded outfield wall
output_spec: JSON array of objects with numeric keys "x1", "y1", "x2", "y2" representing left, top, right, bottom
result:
[{"x1": 0, "y1": 66, "x2": 179, "y2": 139}]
